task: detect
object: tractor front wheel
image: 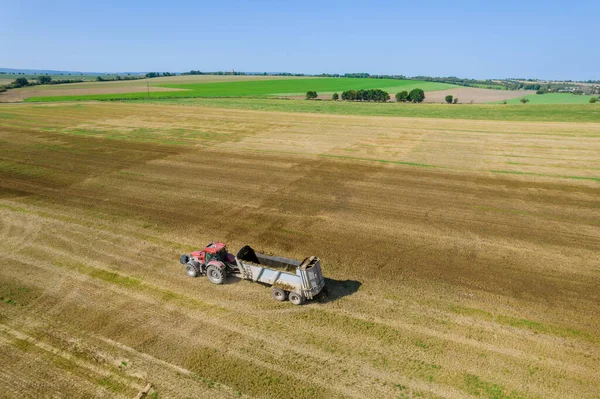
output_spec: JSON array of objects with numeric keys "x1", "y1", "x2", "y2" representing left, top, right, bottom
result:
[
  {"x1": 288, "y1": 292, "x2": 304, "y2": 305},
  {"x1": 271, "y1": 288, "x2": 287, "y2": 301},
  {"x1": 185, "y1": 263, "x2": 199, "y2": 277},
  {"x1": 206, "y1": 265, "x2": 226, "y2": 284}
]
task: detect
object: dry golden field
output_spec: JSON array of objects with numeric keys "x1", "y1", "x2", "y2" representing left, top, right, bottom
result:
[{"x1": 0, "y1": 102, "x2": 599, "y2": 398}]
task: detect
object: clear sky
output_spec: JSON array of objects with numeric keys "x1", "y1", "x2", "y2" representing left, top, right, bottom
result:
[{"x1": 2, "y1": 0, "x2": 598, "y2": 80}]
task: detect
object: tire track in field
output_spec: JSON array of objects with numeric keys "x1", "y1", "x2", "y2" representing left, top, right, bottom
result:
[
  {"x1": 38, "y1": 240, "x2": 599, "y2": 398},
  {"x1": 0, "y1": 311, "x2": 245, "y2": 399},
  {"x1": 0, "y1": 326, "x2": 141, "y2": 398},
  {"x1": 0, "y1": 324, "x2": 145, "y2": 391},
  {"x1": 0, "y1": 209, "x2": 41, "y2": 253},
  {"x1": 3, "y1": 248, "x2": 474, "y2": 399},
  {"x1": 4, "y1": 206, "x2": 596, "y2": 397}
]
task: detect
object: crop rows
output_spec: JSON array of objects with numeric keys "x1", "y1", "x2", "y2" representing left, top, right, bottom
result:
[{"x1": 0, "y1": 102, "x2": 598, "y2": 398}]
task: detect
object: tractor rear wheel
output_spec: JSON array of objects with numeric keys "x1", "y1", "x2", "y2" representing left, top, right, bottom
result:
[
  {"x1": 185, "y1": 263, "x2": 199, "y2": 277},
  {"x1": 288, "y1": 292, "x2": 304, "y2": 305},
  {"x1": 206, "y1": 265, "x2": 225, "y2": 284},
  {"x1": 271, "y1": 288, "x2": 287, "y2": 301}
]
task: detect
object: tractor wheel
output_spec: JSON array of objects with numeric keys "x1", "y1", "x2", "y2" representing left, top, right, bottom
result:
[
  {"x1": 185, "y1": 262, "x2": 199, "y2": 277},
  {"x1": 288, "y1": 292, "x2": 305, "y2": 305},
  {"x1": 271, "y1": 288, "x2": 287, "y2": 302},
  {"x1": 180, "y1": 254, "x2": 189, "y2": 265},
  {"x1": 206, "y1": 265, "x2": 225, "y2": 284}
]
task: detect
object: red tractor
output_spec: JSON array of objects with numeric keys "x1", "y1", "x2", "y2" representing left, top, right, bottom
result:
[
  {"x1": 179, "y1": 242, "x2": 326, "y2": 304},
  {"x1": 179, "y1": 242, "x2": 237, "y2": 284}
]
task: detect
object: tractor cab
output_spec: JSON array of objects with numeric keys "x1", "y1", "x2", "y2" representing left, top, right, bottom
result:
[{"x1": 200, "y1": 242, "x2": 234, "y2": 264}]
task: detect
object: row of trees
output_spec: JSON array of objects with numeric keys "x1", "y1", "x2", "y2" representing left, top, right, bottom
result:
[
  {"x1": 316, "y1": 73, "x2": 407, "y2": 80},
  {"x1": 144, "y1": 72, "x2": 175, "y2": 78},
  {"x1": 395, "y1": 88, "x2": 425, "y2": 103},
  {"x1": 306, "y1": 88, "x2": 427, "y2": 103},
  {"x1": 10, "y1": 76, "x2": 86, "y2": 88},
  {"x1": 96, "y1": 75, "x2": 144, "y2": 82},
  {"x1": 340, "y1": 89, "x2": 390, "y2": 102},
  {"x1": 1, "y1": 74, "x2": 145, "y2": 93}
]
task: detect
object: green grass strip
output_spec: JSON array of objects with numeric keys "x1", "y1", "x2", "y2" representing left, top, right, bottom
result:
[
  {"x1": 490, "y1": 169, "x2": 600, "y2": 182},
  {"x1": 449, "y1": 305, "x2": 596, "y2": 342}
]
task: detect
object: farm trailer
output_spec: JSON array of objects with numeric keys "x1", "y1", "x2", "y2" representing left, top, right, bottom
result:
[{"x1": 179, "y1": 242, "x2": 326, "y2": 305}]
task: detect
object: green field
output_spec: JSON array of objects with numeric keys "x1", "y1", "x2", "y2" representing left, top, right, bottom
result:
[
  {"x1": 138, "y1": 98, "x2": 600, "y2": 122},
  {"x1": 25, "y1": 78, "x2": 455, "y2": 102},
  {"x1": 501, "y1": 93, "x2": 597, "y2": 104}
]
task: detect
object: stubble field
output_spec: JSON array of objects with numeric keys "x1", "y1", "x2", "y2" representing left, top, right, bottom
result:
[{"x1": 0, "y1": 102, "x2": 599, "y2": 398}]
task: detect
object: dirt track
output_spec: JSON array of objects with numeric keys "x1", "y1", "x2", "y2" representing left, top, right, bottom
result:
[{"x1": 0, "y1": 102, "x2": 599, "y2": 398}]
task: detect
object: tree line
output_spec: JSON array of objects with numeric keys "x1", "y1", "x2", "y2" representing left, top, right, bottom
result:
[
  {"x1": 2, "y1": 76, "x2": 87, "y2": 91},
  {"x1": 95, "y1": 75, "x2": 144, "y2": 81},
  {"x1": 0, "y1": 74, "x2": 146, "y2": 93},
  {"x1": 319, "y1": 73, "x2": 408, "y2": 80},
  {"x1": 144, "y1": 72, "x2": 175, "y2": 78},
  {"x1": 394, "y1": 89, "x2": 425, "y2": 103},
  {"x1": 340, "y1": 89, "x2": 390, "y2": 102},
  {"x1": 305, "y1": 88, "x2": 427, "y2": 103}
]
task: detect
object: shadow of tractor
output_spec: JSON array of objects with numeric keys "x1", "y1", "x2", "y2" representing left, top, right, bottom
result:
[{"x1": 316, "y1": 278, "x2": 362, "y2": 303}]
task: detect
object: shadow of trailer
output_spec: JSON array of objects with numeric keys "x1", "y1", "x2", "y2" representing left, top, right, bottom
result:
[{"x1": 235, "y1": 245, "x2": 326, "y2": 305}]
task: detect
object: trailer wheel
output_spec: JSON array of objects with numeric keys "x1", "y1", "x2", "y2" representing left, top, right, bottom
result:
[
  {"x1": 185, "y1": 263, "x2": 199, "y2": 277},
  {"x1": 206, "y1": 265, "x2": 225, "y2": 284},
  {"x1": 288, "y1": 292, "x2": 304, "y2": 305},
  {"x1": 271, "y1": 288, "x2": 287, "y2": 301}
]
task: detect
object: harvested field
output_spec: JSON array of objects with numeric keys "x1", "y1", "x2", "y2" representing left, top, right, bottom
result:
[
  {"x1": 0, "y1": 102, "x2": 599, "y2": 398},
  {"x1": 422, "y1": 87, "x2": 533, "y2": 104}
]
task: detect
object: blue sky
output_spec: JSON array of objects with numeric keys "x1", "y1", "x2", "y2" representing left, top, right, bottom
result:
[{"x1": 2, "y1": 0, "x2": 598, "y2": 80}]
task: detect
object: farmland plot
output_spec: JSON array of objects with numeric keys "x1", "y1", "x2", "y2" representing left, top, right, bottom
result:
[{"x1": 0, "y1": 102, "x2": 599, "y2": 398}]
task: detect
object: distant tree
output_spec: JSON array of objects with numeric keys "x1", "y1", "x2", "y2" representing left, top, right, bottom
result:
[
  {"x1": 395, "y1": 91, "x2": 409, "y2": 102},
  {"x1": 590, "y1": 97, "x2": 598, "y2": 103},
  {"x1": 38, "y1": 75, "x2": 52, "y2": 84},
  {"x1": 13, "y1": 77, "x2": 29, "y2": 87},
  {"x1": 535, "y1": 89, "x2": 545, "y2": 94},
  {"x1": 408, "y1": 88, "x2": 425, "y2": 103},
  {"x1": 520, "y1": 98, "x2": 529, "y2": 103},
  {"x1": 356, "y1": 89, "x2": 367, "y2": 101},
  {"x1": 115, "y1": 75, "x2": 122, "y2": 80},
  {"x1": 332, "y1": 92, "x2": 339, "y2": 101},
  {"x1": 340, "y1": 89, "x2": 388, "y2": 102},
  {"x1": 373, "y1": 89, "x2": 390, "y2": 102},
  {"x1": 96, "y1": 76, "x2": 104, "y2": 81},
  {"x1": 305, "y1": 90, "x2": 318, "y2": 100},
  {"x1": 342, "y1": 90, "x2": 357, "y2": 101},
  {"x1": 453, "y1": 97, "x2": 458, "y2": 104},
  {"x1": 445, "y1": 95, "x2": 453, "y2": 104}
]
